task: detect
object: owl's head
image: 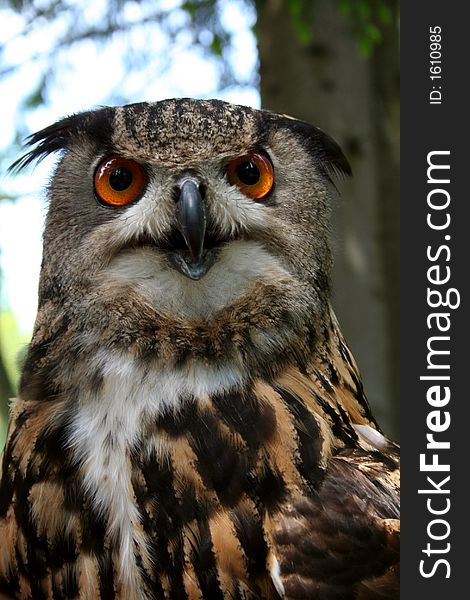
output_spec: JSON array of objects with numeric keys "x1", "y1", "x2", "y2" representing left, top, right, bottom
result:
[{"x1": 17, "y1": 99, "x2": 350, "y2": 375}]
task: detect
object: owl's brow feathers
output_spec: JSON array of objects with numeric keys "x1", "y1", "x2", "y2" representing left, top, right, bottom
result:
[{"x1": 9, "y1": 99, "x2": 351, "y2": 181}]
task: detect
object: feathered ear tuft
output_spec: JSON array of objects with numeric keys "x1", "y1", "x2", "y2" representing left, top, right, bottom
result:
[
  {"x1": 9, "y1": 107, "x2": 114, "y2": 173},
  {"x1": 8, "y1": 116, "x2": 79, "y2": 173},
  {"x1": 275, "y1": 115, "x2": 352, "y2": 181}
]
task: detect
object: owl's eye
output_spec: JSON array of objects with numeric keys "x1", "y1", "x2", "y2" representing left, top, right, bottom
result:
[
  {"x1": 227, "y1": 152, "x2": 274, "y2": 199},
  {"x1": 94, "y1": 155, "x2": 147, "y2": 207}
]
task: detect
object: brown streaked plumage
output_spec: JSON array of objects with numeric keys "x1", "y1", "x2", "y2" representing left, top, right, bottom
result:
[{"x1": 0, "y1": 99, "x2": 399, "y2": 599}]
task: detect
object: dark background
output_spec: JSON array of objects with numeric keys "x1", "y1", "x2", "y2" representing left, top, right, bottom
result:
[{"x1": 401, "y1": 2, "x2": 467, "y2": 596}]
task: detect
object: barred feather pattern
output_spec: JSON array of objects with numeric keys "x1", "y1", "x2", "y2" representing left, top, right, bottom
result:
[{"x1": 0, "y1": 308, "x2": 399, "y2": 600}]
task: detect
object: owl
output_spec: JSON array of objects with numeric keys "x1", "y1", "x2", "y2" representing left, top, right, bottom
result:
[{"x1": 0, "y1": 99, "x2": 399, "y2": 600}]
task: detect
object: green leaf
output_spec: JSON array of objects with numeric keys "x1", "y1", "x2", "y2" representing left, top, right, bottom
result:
[
  {"x1": 294, "y1": 19, "x2": 313, "y2": 44},
  {"x1": 181, "y1": 1, "x2": 198, "y2": 19},
  {"x1": 210, "y1": 34, "x2": 223, "y2": 57},
  {"x1": 358, "y1": 35, "x2": 373, "y2": 56},
  {"x1": 0, "y1": 309, "x2": 29, "y2": 389},
  {"x1": 338, "y1": 0, "x2": 353, "y2": 16},
  {"x1": 378, "y1": 2, "x2": 393, "y2": 25},
  {"x1": 287, "y1": 0, "x2": 314, "y2": 45},
  {"x1": 0, "y1": 192, "x2": 17, "y2": 202},
  {"x1": 358, "y1": 0, "x2": 371, "y2": 20},
  {"x1": 23, "y1": 85, "x2": 45, "y2": 109},
  {"x1": 365, "y1": 22, "x2": 382, "y2": 44}
]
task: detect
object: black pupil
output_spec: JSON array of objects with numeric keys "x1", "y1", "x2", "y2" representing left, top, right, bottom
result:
[
  {"x1": 236, "y1": 160, "x2": 260, "y2": 185},
  {"x1": 109, "y1": 167, "x2": 133, "y2": 191}
]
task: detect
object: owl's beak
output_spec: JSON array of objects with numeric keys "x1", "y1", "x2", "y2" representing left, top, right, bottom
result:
[{"x1": 175, "y1": 178, "x2": 206, "y2": 263}]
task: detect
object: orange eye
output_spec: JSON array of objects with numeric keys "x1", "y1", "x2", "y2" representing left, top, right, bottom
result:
[
  {"x1": 94, "y1": 155, "x2": 147, "y2": 207},
  {"x1": 227, "y1": 152, "x2": 274, "y2": 199}
]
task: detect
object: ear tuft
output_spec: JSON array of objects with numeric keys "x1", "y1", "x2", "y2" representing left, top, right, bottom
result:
[
  {"x1": 9, "y1": 116, "x2": 78, "y2": 173},
  {"x1": 8, "y1": 107, "x2": 114, "y2": 173},
  {"x1": 275, "y1": 115, "x2": 352, "y2": 181}
]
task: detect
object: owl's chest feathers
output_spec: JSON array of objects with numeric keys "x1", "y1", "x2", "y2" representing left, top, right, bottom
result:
[
  {"x1": 63, "y1": 354, "x2": 280, "y2": 594},
  {"x1": 67, "y1": 356, "x2": 247, "y2": 535},
  {"x1": 59, "y1": 352, "x2": 319, "y2": 591},
  {"x1": 6, "y1": 335, "x2": 374, "y2": 597}
]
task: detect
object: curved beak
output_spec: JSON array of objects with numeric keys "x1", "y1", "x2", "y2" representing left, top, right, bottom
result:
[{"x1": 175, "y1": 178, "x2": 206, "y2": 263}]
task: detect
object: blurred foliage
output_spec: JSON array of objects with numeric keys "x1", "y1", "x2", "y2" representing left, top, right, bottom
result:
[
  {"x1": 0, "y1": 305, "x2": 26, "y2": 450},
  {"x1": 337, "y1": 0, "x2": 397, "y2": 55},
  {"x1": 0, "y1": 0, "x2": 257, "y2": 138},
  {"x1": 0, "y1": 347, "x2": 12, "y2": 448},
  {"x1": 0, "y1": 0, "x2": 399, "y2": 135},
  {"x1": 0, "y1": 308, "x2": 27, "y2": 389},
  {"x1": 275, "y1": 0, "x2": 398, "y2": 54},
  {"x1": 0, "y1": 293, "x2": 29, "y2": 446},
  {"x1": 0, "y1": 0, "x2": 261, "y2": 180}
]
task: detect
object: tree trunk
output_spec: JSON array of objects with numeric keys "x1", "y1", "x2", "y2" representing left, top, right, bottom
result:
[{"x1": 256, "y1": 0, "x2": 399, "y2": 439}]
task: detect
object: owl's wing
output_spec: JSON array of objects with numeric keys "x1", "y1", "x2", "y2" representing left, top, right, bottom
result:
[{"x1": 270, "y1": 444, "x2": 400, "y2": 600}]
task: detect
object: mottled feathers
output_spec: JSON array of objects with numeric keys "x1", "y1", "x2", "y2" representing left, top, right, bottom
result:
[{"x1": 0, "y1": 99, "x2": 398, "y2": 599}]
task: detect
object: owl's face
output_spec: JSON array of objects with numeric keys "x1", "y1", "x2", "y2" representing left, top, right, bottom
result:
[{"x1": 22, "y1": 99, "x2": 349, "y2": 374}]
